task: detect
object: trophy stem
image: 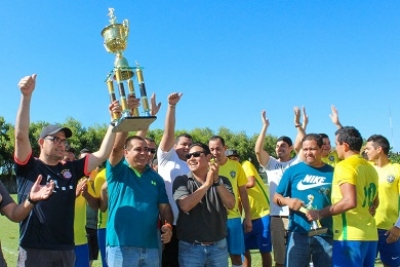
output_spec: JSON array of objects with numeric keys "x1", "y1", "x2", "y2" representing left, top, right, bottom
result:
[
  {"x1": 107, "y1": 79, "x2": 121, "y2": 120},
  {"x1": 135, "y1": 63, "x2": 151, "y2": 116},
  {"x1": 115, "y1": 68, "x2": 130, "y2": 114},
  {"x1": 127, "y1": 79, "x2": 140, "y2": 116}
]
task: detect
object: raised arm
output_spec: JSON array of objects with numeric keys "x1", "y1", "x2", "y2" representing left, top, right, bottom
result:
[
  {"x1": 329, "y1": 105, "x2": 343, "y2": 129},
  {"x1": 255, "y1": 110, "x2": 271, "y2": 167},
  {"x1": 293, "y1": 106, "x2": 306, "y2": 154},
  {"x1": 15, "y1": 75, "x2": 37, "y2": 162},
  {"x1": 158, "y1": 93, "x2": 183, "y2": 152},
  {"x1": 88, "y1": 98, "x2": 139, "y2": 170}
]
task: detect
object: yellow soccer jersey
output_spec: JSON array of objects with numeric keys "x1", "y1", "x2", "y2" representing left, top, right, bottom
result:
[
  {"x1": 241, "y1": 160, "x2": 270, "y2": 219},
  {"x1": 219, "y1": 158, "x2": 247, "y2": 219},
  {"x1": 322, "y1": 150, "x2": 340, "y2": 168},
  {"x1": 331, "y1": 155, "x2": 379, "y2": 241},
  {"x1": 94, "y1": 168, "x2": 108, "y2": 229},
  {"x1": 74, "y1": 182, "x2": 87, "y2": 245},
  {"x1": 372, "y1": 162, "x2": 400, "y2": 230}
]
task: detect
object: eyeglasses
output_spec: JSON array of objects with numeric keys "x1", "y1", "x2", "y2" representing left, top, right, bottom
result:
[
  {"x1": 185, "y1": 151, "x2": 206, "y2": 159},
  {"x1": 45, "y1": 136, "x2": 68, "y2": 146},
  {"x1": 148, "y1": 148, "x2": 156, "y2": 154}
]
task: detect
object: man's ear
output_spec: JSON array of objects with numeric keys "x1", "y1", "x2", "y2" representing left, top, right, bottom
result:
[{"x1": 38, "y1": 138, "x2": 44, "y2": 148}]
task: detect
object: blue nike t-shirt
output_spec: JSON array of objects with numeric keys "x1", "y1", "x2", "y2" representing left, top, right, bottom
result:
[{"x1": 276, "y1": 162, "x2": 333, "y2": 236}]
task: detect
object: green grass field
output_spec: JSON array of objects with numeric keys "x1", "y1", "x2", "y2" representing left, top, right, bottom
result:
[{"x1": 0, "y1": 195, "x2": 384, "y2": 266}]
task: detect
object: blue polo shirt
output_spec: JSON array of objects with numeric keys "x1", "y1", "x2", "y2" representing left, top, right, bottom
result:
[{"x1": 106, "y1": 159, "x2": 169, "y2": 248}]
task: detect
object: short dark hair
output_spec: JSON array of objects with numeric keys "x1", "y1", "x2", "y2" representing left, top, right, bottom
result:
[
  {"x1": 189, "y1": 142, "x2": 211, "y2": 155},
  {"x1": 277, "y1": 136, "x2": 293, "y2": 147},
  {"x1": 318, "y1": 133, "x2": 329, "y2": 139},
  {"x1": 367, "y1": 134, "x2": 390, "y2": 155},
  {"x1": 124, "y1": 136, "x2": 146, "y2": 150},
  {"x1": 208, "y1": 135, "x2": 226, "y2": 146},
  {"x1": 335, "y1": 126, "x2": 363, "y2": 152},
  {"x1": 175, "y1": 133, "x2": 193, "y2": 144},
  {"x1": 302, "y1": 134, "x2": 323, "y2": 148}
]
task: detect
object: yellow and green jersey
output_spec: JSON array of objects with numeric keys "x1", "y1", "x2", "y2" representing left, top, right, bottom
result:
[
  {"x1": 219, "y1": 159, "x2": 247, "y2": 219},
  {"x1": 372, "y1": 162, "x2": 400, "y2": 230},
  {"x1": 94, "y1": 168, "x2": 108, "y2": 229},
  {"x1": 331, "y1": 155, "x2": 378, "y2": 241},
  {"x1": 322, "y1": 150, "x2": 341, "y2": 168},
  {"x1": 242, "y1": 160, "x2": 270, "y2": 219}
]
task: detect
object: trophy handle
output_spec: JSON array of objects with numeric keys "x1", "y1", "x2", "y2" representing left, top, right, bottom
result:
[{"x1": 123, "y1": 19, "x2": 129, "y2": 38}]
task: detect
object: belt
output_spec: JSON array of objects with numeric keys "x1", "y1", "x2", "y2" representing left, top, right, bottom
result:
[
  {"x1": 194, "y1": 241, "x2": 214, "y2": 246},
  {"x1": 271, "y1": 215, "x2": 289, "y2": 218}
]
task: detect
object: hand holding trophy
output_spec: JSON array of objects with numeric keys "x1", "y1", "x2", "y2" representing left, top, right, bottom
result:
[
  {"x1": 101, "y1": 8, "x2": 156, "y2": 131},
  {"x1": 300, "y1": 195, "x2": 328, "y2": 237}
]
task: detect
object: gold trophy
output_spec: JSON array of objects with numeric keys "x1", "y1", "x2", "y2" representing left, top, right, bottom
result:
[
  {"x1": 101, "y1": 8, "x2": 156, "y2": 132},
  {"x1": 299, "y1": 195, "x2": 328, "y2": 237}
]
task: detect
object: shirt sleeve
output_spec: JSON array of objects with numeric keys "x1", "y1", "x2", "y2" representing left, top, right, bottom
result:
[
  {"x1": 0, "y1": 181, "x2": 14, "y2": 211},
  {"x1": 236, "y1": 163, "x2": 248, "y2": 187},
  {"x1": 276, "y1": 168, "x2": 291, "y2": 197},
  {"x1": 334, "y1": 163, "x2": 356, "y2": 186},
  {"x1": 173, "y1": 175, "x2": 190, "y2": 201}
]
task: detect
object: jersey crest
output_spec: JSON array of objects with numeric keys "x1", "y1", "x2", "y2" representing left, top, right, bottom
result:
[
  {"x1": 61, "y1": 169, "x2": 72, "y2": 179},
  {"x1": 387, "y1": 175, "x2": 395, "y2": 183}
]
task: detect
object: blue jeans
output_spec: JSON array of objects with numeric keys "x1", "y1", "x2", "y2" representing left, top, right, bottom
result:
[
  {"x1": 97, "y1": 228, "x2": 107, "y2": 267},
  {"x1": 106, "y1": 246, "x2": 159, "y2": 267},
  {"x1": 178, "y1": 239, "x2": 228, "y2": 267},
  {"x1": 285, "y1": 232, "x2": 332, "y2": 267}
]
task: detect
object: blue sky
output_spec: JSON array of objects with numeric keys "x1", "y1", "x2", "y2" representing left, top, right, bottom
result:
[{"x1": 1, "y1": 1, "x2": 400, "y2": 151}]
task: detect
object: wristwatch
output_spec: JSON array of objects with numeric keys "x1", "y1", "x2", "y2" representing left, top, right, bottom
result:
[
  {"x1": 213, "y1": 178, "x2": 223, "y2": 187},
  {"x1": 26, "y1": 193, "x2": 39, "y2": 205}
]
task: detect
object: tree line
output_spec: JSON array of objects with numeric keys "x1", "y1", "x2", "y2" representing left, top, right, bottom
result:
[{"x1": 1, "y1": 116, "x2": 399, "y2": 182}]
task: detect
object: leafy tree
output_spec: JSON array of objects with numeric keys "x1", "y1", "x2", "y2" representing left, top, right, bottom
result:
[{"x1": 0, "y1": 117, "x2": 14, "y2": 178}]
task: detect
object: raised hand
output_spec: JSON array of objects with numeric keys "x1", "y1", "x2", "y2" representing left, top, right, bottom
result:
[
  {"x1": 127, "y1": 95, "x2": 140, "y2": 110},
  {"x1": 302, "y1": 106, "x2": 309, "y2": 129},
  {"x1": 329, "y1": 105, "x2": 342, "y2": 128},
  {"x1": 294, "y1": 107, "x2": 301, "y2": 126},
  {"x1": 261, "y1": 110, "x2": 270, "y2": 127},
  {"x1": 150, "y1": 93, "x2": 162, "y2": 116},
  {"x1": 29, "y1": 175, "x2": 55, "y2": 202},
  {"x1": 168, "y1": 92, "x2": 183, "y2": 106},
  {"x1": 18, "y1": 74, "x2": 37, "y2": 97}
]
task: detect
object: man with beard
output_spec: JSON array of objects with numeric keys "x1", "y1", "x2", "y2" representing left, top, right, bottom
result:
[
  {"x1": 14, "y1": 74, "x2": 119, "y2": 266},
  {"x1": 254, "y1": 109, "x2": 305, "y2": 267},
  {"x1": 157, "y1": 93, "x2": 193, "y2": 266}
]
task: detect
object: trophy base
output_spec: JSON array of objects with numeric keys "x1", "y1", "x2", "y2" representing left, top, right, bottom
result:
[
  {"x1": 113, "y1": 116, "x2": 157, "y2": 132},
  {"x1": 308, "y1": 227, "x2": 328, "y2": 237}
]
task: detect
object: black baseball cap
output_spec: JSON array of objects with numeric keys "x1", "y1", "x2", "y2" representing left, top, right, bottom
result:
[
  {"x1": 39, "y1": 124, "x2": 72, "y2": 139},
  {"x1": 79, "y1": 148, "x2": 92, "y2": 154},
  {"x1": 225, "y1": 149, "x2": 239, "y2": 157}
]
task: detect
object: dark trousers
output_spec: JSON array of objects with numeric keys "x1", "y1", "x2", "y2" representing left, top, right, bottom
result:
[{"x1": 162, "y1": 225, "x2": 180, "y2": 267}]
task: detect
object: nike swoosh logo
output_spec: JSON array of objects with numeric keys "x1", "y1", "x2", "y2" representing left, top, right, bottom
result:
[
  {"x1": 297, "y1": 182, "x2": 331, "y2": 190},
  {"x1": 392, "y1": 256, "x2": 399, "y2": 260}
]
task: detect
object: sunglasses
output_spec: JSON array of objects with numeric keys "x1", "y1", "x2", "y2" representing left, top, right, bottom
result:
[{"x1": 185, "y1": 151, "x2": 207, "y2": 159}]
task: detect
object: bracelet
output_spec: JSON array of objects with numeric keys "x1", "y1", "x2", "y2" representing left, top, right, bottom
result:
[
  {"x1": 26, "y1": 193, "x2": 39, "y2": 205},
  {"x1": 168, "y1": 104, "x2": 176, "y2": 107},
  {"x1": 294, "y1": 124, "x2": 301, "y2": 128}
]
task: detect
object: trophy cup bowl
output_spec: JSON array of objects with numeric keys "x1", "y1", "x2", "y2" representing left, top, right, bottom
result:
[
  {"x1": 101, "y1": 22, "x2": 129, "y2": 53},
  {"x1": 102, "y1": 8, "x2": 156, "y2": 132}
]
